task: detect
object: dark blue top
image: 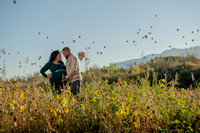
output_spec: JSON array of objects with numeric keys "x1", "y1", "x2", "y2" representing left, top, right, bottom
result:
[{"x1": 40, "y1": 61, "x2": 67, "y2": 83}]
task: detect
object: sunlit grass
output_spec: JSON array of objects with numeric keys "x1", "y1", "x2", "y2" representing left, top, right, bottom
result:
[{"x1": 0, "y1": 73, "x2": 200, "y2": 132}]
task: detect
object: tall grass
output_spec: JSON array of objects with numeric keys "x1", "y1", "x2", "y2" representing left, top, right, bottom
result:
[{"x1": 0, "y1": 72, "x2": 200, "y2": 132}]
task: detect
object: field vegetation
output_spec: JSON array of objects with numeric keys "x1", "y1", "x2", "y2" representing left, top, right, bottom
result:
[{"x1": 0, "y1": 56, "x2": 200, "y2": 132}]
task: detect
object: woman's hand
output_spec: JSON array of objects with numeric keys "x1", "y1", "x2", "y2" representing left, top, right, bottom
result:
[{"x1": 47, "y1": 74, "x2": 52, "y2": 80}]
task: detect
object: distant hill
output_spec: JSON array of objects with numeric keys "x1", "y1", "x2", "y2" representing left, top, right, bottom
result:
[{"x1": 117, "y1": 46, "x2": 200, "y2": 68}]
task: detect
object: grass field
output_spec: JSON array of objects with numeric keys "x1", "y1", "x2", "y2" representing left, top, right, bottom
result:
[
  {"x1": 1, "y1": 56, "x2": 200, "y2": 132},
  {"x1": 0, "y1": 73, "x2": 200, "y2": 133}
]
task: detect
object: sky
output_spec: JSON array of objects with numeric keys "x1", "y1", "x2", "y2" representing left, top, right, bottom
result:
[{"x1": 0, "y1": 0, "x2": 200, "y2": 79}]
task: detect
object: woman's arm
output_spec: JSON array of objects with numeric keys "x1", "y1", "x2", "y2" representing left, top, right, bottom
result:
[{"x1": 40, "y1": 61, "x2": 51, "y2": 78}]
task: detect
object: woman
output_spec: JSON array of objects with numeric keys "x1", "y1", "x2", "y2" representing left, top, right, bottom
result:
[{"x1": 40, "y1": 50, "x2": 67, "y2": 94}]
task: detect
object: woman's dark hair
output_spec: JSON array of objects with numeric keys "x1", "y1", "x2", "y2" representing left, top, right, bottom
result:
[{"x1": 49, "y1": 50, "x2": 63, "y2": 63}]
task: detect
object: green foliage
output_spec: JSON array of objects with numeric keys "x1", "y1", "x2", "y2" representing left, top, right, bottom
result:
[
  {"x1": 83, "y1": 56, "x2": 200, "y2": 89},
  {"x1": 1, "y1": 56, "x2": 200, "y2": 132}
]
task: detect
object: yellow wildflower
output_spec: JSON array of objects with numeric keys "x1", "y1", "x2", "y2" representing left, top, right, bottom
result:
[
  {"x1": 20, "y1": 91, "x2": 23, "y2": 98},
  {"x1": 64, "y1": 108, "x2": 69, "y2": 114},
  {"x1": 14, "y1": 83, "x2": 18, "y2": 87},
  {"x1": 72, "y1": 98, "x2": 75, "y2": 103},
  {"x1": 115, "y1": 111, "x2": 120, "y2": 116},
  {"x1": 124, "y1": 81, "x2": 127, "y2": 86},
  {"x1": 41, "y1": 89, "x2": 44, "y2": 92},
  {"x1": 67, "y1": 86, "x2": 71, "y2": 91},
  {"x1": 62, "y1": 98, "x2": 67, "y2": 105},
  {"x1": 61, "y1": 89, "x2": 63, "y2": 92},
  {"x1": 135, "y1": 111, "x2": 138, "y2": 116},
  {"x1": 104, "y1": 80, "x2": 108, "y2": 84},
  {"x1": 8, "y1": 96, "x2": 11, "y2": 102},
  {"x1": 94, "y1": 114, "x2": 97, "y2": 121},
  {"x1": 161, "y1": 79, "x2": 166, "y2": 83},
  {"x1": 20, "y1": 106, "x2": 24, "y2": 110},
  {"x1": 56, "y1": 95, "x2": 59, "y2": 100},
  {"x1": 15, "y1": 103, "x2": 19, "y2": 108},
  {"x1": 53, "y1": 110, "x2": 57, "y2": 116},
  {"x1": 121, "y1": 109, "x2": 126, "y2": 115},
  {"x1": 38, "y1": 86, "x2": 42, "y2": 90},
  {"x1": 160, "y1": 83, "x2": 164, "y2": 88},
  {"x1": 10, "y1": 103, "x2": 13, "y2": 107}
]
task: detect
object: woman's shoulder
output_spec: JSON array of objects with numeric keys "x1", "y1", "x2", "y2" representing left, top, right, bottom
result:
[
  {"x1": 58, "y1": 61, "x2": 64, "y2": 64},
  {"x1": 47, "y1": 61, "x2": 53, "y2": 64},
  {"x1": 44, "y1": 61, "x2": 53, "y2": 66}
]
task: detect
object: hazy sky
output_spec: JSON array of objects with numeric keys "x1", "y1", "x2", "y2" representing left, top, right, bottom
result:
[{"x1": 0, "y1": 0, "x2": 200, "y2": 78}]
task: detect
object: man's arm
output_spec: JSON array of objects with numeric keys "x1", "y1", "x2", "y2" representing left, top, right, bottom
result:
[{"x1": 65, "y1": 57, "x2": 77, "y2": 80}]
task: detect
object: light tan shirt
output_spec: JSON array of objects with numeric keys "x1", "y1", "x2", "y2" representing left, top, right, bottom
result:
[{"x1": 65, "y1": 54, "x2": 82, "y2": 83}]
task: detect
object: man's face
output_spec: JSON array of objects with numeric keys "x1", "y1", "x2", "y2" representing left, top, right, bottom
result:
[{"x1": 62, "y1": 50, "x2": 69, "y2": 59}]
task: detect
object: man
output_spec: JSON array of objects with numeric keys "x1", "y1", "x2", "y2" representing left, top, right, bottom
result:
[{"x1": 62, "y1": 47, "x2": 82, "y2": 95}]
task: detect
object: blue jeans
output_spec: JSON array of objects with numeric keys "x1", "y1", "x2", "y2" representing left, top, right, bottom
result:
[{"x1": 70, "y1": 80, "x2": 81, "y2": 95}]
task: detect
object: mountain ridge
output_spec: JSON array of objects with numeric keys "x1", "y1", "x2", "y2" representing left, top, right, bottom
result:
[{"x1": 117, "y1": 46, "x2": 200, "y2": 68}]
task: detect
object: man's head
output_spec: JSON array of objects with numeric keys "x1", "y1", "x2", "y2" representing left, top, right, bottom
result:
[{"x1": 62, "y1": 47, "x2": 71, "y2": 59}]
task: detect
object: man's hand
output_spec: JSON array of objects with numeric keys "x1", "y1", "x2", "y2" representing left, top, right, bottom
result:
[{"x1": 61, "y1": 76, "x2": 67, "y2": 82}]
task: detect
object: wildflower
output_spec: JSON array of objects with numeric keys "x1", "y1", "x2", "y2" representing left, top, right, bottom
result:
[
  {"x1": 104, "y1": 80, "x2": 108, "y2": 84},
  {"x1": 160, "y1": 83, "x2": 164, "y2": 88},
  {"x1": 144, "y1": 124, "x2": 152, "y2": 130},
  {"x1": 25, "y1": 106, "x2": 28, "y2": 112},
  {"x1": 15, "y1": 103, "x2": 19, "y2": 108},
  {"x1": 134, "y1": 111, "x2": 138, "y2": 116},
  {"x1": 20, "y1": 106, "x2": 24, "y2": 110},
  {"x1": 64, "y1": 108, "x2": 69, "y2": 114},
  {"x1": 41, "y1": 89, "x2": 44, "y2": 92},
  {"x1": 14, "y1": 83, "x2": 18, "y2": 87},
  {"x1": 93, "y1": 98, "x2": 96, "y2": 102},
  {"x1": 72, "y1": 98, "x2": 75, "y2": 103},
  {"x1": 10, "y1": 103, "x2": 13, "y2": 107},
  {"x1": 26, "y1": 85, "x2": 30, "y2": 90},
  {"x1": 20, "y1": 91, "x2": 23, "y2": 98},
  {"x1": 124, "y1": 81, "x2": 127, "y2": 86},
  {"x1": 62, "y1": 98, "x2": 67, "y2": 105},
  {"x1": 61, "y1": 89, "x2": 63, "y2": 92},
  {"x1": 94, "y1": 91, "x2": 98, "y2": 96},
  {"x1": 175, "y1": 119, "x2": 180, "y2": 124},
  {"x1": 8, "y1": 96, "x2": 11, "y2": 102},
  {"x1": 94, "y1": 114, "x2": 97, "y2": 121},
  {"x1": 161, "y1": 79, "x2": 166, "y2": 83},
  {"x1": 120, "y1": 109, "x2": 126, "y2": 115},
  {"x1": 115, "y1": 111, "x2": 120, "y2": 116},
  {"x1": 30, "y1": 117, "x2": 33, "y2": 121},
  {"x1": 53, "y1": 110, "x2": 57, "y2": 116},
  {"x1": 181, "y1": 88, "x2": 186, "y2": 92},
  {"x1": 14, "y1": 122, "x2": 17, "y2": 127},
  {"x1": 13, "y1": 92, "x2": 16, "y2": 96},
  {"x1": 67, "y1": 86, "x2": 71, "y2": 91},
  {"x1": 133, "y1": 122, "x2": 137, "y2": 128},
  {"x1": 56, "y1": 95, "x2": 59, "y2": 100},
  {"x1": 38, "y1": 86, "x2": 42, "y2": 90}
]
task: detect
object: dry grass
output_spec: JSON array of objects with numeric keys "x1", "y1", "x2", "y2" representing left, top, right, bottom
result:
[{"x1": 0, "y1": 74, "x2": 200, "y2": 132}]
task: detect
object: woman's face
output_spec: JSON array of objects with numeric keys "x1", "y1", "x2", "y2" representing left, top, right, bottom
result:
[{"x1": 55, "y1": 52, "x2": 62, "y2": 61}]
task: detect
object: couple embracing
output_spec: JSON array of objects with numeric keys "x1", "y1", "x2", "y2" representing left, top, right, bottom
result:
[{"x1": 40, "y1": 47, "x2": 82, "y2": 95}]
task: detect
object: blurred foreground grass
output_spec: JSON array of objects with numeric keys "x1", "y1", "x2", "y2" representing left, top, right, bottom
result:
[
  {"x1": 0, "y1": 76, "x2": 200, "y2": 132},
  {"x1": 1, "y1": 56, "x2": 200, "y2": 132}
]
